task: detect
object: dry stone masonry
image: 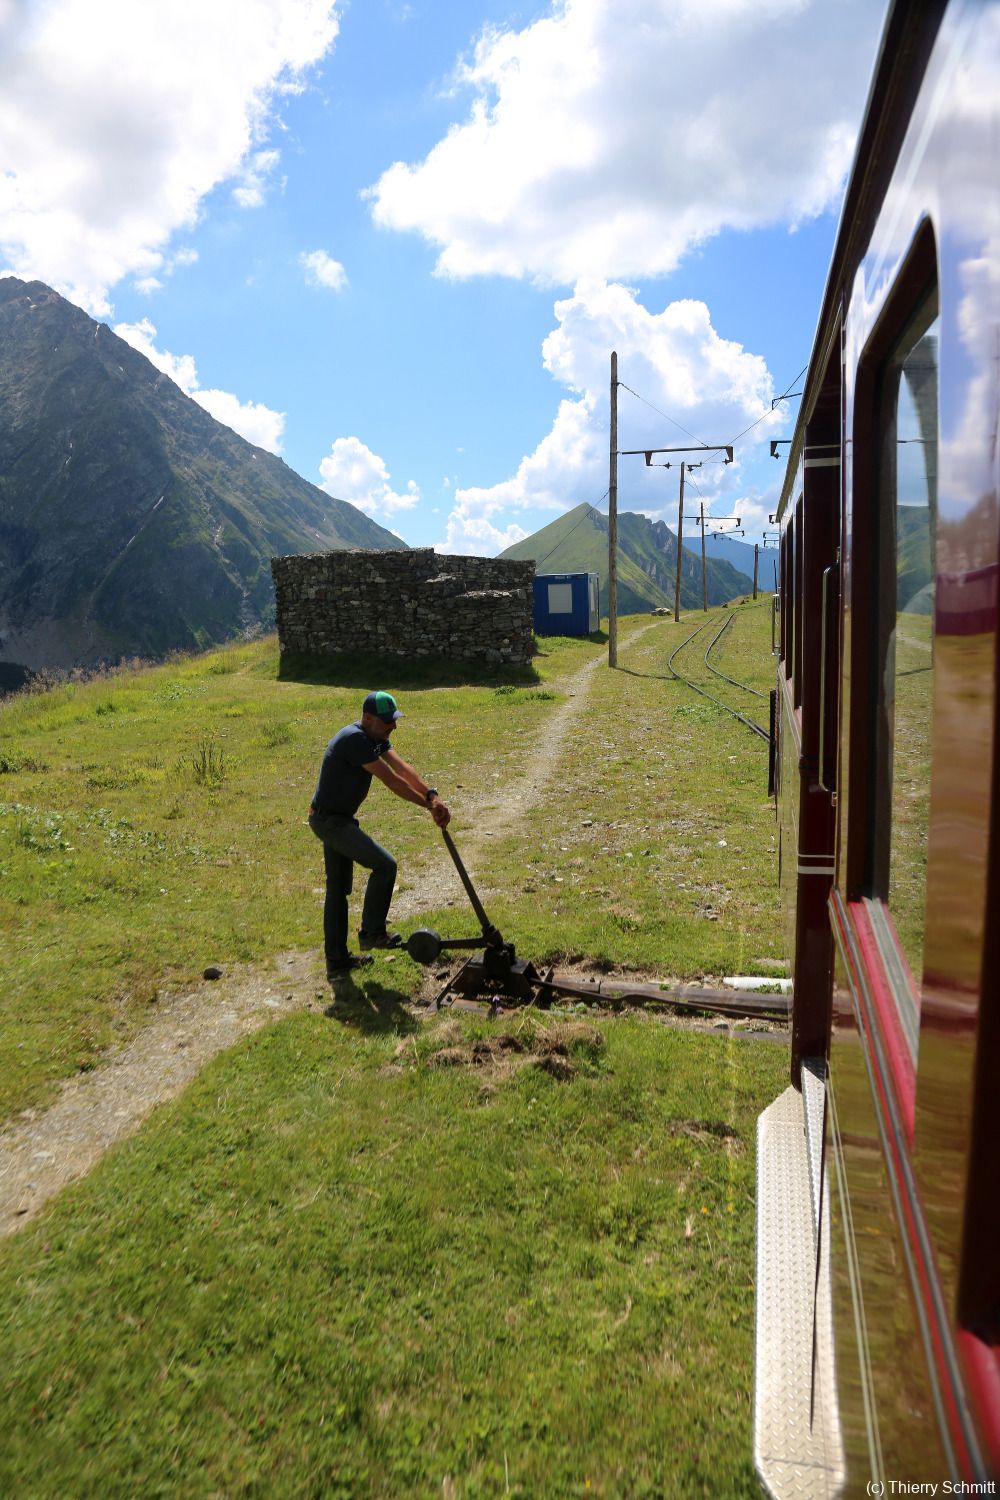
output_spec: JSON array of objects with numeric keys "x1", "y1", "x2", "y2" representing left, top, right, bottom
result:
[{"x1": 271, "y1": 548, "x2": 536, "y2": 665}]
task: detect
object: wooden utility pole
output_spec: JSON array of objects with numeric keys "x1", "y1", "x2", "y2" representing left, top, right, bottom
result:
[
  {"x1": 673, "y1": 463, "x2": 686, "y2": 623},
  {"x1": 700, "y1": 502, "x2": 708, "y2": 612},
  {"x1": 609, "y1": 352, "x2": 618, "y2": 667},
  {"x1": 753, "y1": 543, "x2": 759, "y2": 600}
]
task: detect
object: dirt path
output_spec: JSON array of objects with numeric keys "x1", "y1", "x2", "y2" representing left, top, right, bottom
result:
[
  {"x1": 0, "y1": 951, "x2": 324, "y2": 1236},
  {"x1": 392, "y1": 642, "x2": 613, "y2": 920},
  {"x1": 1, "y1": 636, "x2": 655, "y2": 1238}
]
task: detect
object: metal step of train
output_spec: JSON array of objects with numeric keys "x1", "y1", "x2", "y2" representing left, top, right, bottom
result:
[{"x1": 754, "y1": 1065, "x2": 845, "y2": 1499}]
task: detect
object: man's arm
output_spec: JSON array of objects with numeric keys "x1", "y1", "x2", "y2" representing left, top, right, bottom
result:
[
  {"x1": 365, "y1": 751, "x2": 450, "y2": 827},
  {"x1": 380, "y1": 746, "x2": 432, "y2": 798}
]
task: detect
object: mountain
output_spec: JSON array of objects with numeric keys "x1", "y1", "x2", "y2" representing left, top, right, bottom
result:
[
  {"x1": 500, "y1": 503, "x2": 753, "y2": 615},
  {"x1": 702, "y1": 530, "x2": 762, "y2": 586},
  {"x1": 0, "y1": 278, "x2": 404, "y2": 673}
]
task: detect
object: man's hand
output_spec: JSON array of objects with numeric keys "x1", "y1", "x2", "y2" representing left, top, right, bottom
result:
[{"x1": 430, "y1": 799, "x2": 451, "y2": 829}]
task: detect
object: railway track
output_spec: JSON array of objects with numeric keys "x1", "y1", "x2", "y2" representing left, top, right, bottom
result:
[{"x1": 667, "y1": 609, "x2": 772, "y2": 742}]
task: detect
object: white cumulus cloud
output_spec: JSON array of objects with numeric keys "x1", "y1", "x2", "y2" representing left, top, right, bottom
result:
[
  {"x1": 0, "y1": 0, "x2": 340, "y2": 314},
  {"x1": 232, "y1": 149, "x2": 284, "y2": 209},
  {"x1": 133, "y1": 246, "x2": 199, "y2": 297},
  {"x1": 193, "y1": 389, "x2": 286, "y2": 454},
  {"x1": 299, "y1": 249, "x2": 348, "y2": 290},
  {"x1": 368, "y1": 0, "x2": 880, "y2": 285},
  {"x1": 445, "y1": 278, "x2": 784, "y2": 553},
  {"x1": 319, "y1": 437, "x2": 420, "y2": 519},
  {"x1": 114, "y1": 317, "x2": 285, "y2": 453}
]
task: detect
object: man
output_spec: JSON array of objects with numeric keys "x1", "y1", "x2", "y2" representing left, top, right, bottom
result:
[{"x1": 308, "y1": 690, "x2": 451, "y2": 978}]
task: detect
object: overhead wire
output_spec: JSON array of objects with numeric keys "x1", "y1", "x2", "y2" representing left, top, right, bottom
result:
[
  {"x1": 534, "y1": 491, "x2": 609, "y2": 570},
  {"x1": 678, "y1": 468, "x2": 727, "y2": 524},
  {"x1": 616, "y1": 382, "x2": 711, "y2": 450},
  {"x1": 727, "y1": 364, "x2": 808, "y2": 447},
  {"x1": 618, "y1": 366, "x2": 809, "y2": 460},
  {"x1": 614, "y1": 365, "x2": 806, "y2": 559}
]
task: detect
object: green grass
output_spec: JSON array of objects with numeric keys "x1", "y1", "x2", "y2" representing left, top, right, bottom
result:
[
  {"x1": 0, "y1": 1009, "x2": 785, "y2": 1498},
  {"x1": 0, "y1": 629, "x2": 594, "y2": 1119},
  {"x1": 890, "y1": 609, "x2": 933, "y2": 978},
  {"x1": 0, "y1": 606, "x2": 786, "y2": 1495},
  {"x1": 472, "y1": 602, "x2": 780, "y2": 977},
  {"x1": 0, "y1": 610, "x2": 780, "y2": 1121}
]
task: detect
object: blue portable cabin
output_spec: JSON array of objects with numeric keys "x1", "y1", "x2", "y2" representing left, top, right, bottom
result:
[{"x1": 532, "y1": 572, "x2": 600, "y2": 636}]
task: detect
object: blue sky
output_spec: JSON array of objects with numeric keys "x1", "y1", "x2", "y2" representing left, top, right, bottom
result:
[{"x1": 1, "y1": 0, "x2": 887, "y2": 554}]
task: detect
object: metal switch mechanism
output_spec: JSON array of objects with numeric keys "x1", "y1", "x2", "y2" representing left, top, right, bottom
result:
[
  {"x1": 405, "y1": 826, "x2": 542, "y2": 1008},
  {"x1": 405, "y1": 827, "x2": 792, "y2": 1021}
]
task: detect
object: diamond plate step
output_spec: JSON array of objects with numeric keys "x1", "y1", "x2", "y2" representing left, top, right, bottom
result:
[{"x1": 755, "y1": 1085, "x2": 845, "y2": 1499}]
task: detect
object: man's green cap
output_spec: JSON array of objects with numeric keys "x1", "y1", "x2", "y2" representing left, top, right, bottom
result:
[{"x1": 363, "y1": 690, "x2": 403, "y2": 722}]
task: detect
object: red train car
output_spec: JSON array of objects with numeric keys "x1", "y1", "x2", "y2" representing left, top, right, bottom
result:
[{"x1": 755, "y1": 3, "x2": 1000, "y2": 1494}]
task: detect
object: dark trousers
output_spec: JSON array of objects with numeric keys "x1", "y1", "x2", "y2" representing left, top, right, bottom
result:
[{"x1": 308, "y1": 811, "x2": 397, "y2": 964}]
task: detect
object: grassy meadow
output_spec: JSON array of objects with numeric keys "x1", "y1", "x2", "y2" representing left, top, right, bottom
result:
[
  {"x1": 0, "y1": 629, "x2": 586, "y2": 1120},
  {"x1": 0, "y1": 602, "x2": 788, "y2": 1497}
]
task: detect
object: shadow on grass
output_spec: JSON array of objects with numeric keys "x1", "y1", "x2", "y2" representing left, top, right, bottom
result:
[
  {"x1": 613, "y1": 665, "x2": 676, "y2": 682},
  {"x1": 277, "y1": 649, "x2": 541, "y2": 691},
  {"x1": 323, "y1": 977, "x2": 420, "y2": 1035}
]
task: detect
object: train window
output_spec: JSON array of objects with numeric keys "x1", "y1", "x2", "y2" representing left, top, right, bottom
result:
[{"x1": 875, "y1": 290, "x2": 939, "y2": 986}]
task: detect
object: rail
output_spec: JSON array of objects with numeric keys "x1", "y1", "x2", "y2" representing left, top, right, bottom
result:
[
  {"x1": 704, "y1": 613, "x2": 769, "y2": 700},
  {"x1": 667, "y1": 611, "x2": 771, "y2": 743}
]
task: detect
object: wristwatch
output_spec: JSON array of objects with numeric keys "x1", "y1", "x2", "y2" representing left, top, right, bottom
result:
[{"x1": 424, "y1": 787, "x2": 439, "y2": 806}]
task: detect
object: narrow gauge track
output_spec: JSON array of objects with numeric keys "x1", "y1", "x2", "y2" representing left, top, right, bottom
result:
[
  {"x1": 667, "y1": 610, "x2": 771, "y2": 742},
  {"x1": 704, "y1": 613, "x2": 769, "y2": 700}
]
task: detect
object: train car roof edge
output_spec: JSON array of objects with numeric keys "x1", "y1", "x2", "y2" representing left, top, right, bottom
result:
[{"x1": 775, "y1": 0, "x2": 948, "y2": 524}]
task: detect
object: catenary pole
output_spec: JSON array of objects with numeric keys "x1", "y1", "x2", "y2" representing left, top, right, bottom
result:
[
  {"x1": 700, "y1": 501, "x2": 708, "y2": 612},
  {"x1": 620, "y1": 444, "x2": 732, "y2": 622},
  {"x1": 753, "y1": 543, "x2": 759, "y2": 600},
  {"x1": 673, "y1": 463, "x2": 686, "y2": 623},
  {"x1": 609, "y1": 351, "x2": 618, "y2": 667}
]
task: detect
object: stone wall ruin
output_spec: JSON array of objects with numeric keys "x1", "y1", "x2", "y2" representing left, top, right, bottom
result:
[{"x1": 270, "y1": 548, "x2": 536, "y2": 665}]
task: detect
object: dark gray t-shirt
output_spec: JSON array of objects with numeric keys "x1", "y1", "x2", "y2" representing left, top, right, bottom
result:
[{"x1": 312, "y1": 722, "x2": 390, "y2": 816}]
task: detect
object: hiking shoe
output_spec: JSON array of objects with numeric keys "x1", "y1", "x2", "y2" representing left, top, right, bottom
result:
[
  {"x1": 358, "y1": 930, "x2": 403, "y2": 951},
  {"x1": 326, "y1": 954, "x2": 375, "y2": 979}
]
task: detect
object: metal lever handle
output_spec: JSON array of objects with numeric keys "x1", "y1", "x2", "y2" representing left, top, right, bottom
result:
[{"x1": 440, "y1": 828, "x2": 503, "y2": 946}]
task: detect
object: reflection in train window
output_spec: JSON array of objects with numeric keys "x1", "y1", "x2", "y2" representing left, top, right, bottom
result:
[
  {"x1": 793, "y1": 499, "x2": 804, "y2": 707},
  {"x1": 879, "y1": 295, "x2": 939, "y2": 986}
]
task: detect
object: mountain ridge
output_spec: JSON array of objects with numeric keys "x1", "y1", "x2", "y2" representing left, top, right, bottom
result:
[
  {"x1": 702, "y1": 529, "x2": 765, "y2": 584},
  {"x1": 0, "y1": 277, "x2": 403, "y2": 672},
  {"x1": 501, "y1": 502, "x2": 753, "y2": 614}
]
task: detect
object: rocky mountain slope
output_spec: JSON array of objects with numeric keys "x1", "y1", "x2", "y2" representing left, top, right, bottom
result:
[{"x1": 0, "y1": 278, "x2": 403, "y2": 672}]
